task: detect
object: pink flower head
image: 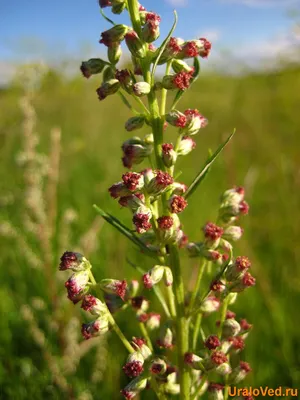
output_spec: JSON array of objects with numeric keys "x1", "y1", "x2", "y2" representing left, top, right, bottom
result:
[
  {"x1": 169, "y1": 195, "x2": 188, "y2": 214},
  {"x1": 240, "y1": 361, "x2": 252, "y2": 373},
  {"x1": 208, "y1": 383, "x2": 224, "y2": 392},
  {"x1": 142, "y1": 273, "x2": 153, "y2": 289},
  {"x1": 178, "y1": 232, "x2": 189, "y2": 248},
  {"x1": 211, "y1": 350, "x2": 228, "y2": 366},
  {"x1": 242, "y1": 272, "x2": 256, "y2": 288},
  {"x1": 210, "y1": 280, "x2": 225, "y2": 292},
  {"x1": 132, "y1": 337, "x2": 147, "y2": 348},
  {"x1": 81, "y1": 294, "x2": 106, "y2": 315},
  {"x1": 133, "y1": 212, "x2": 152, "y2": 234},
  {"x1": 240, "y1": 319, "x2": 252, "y2": 331},
  {"x1": 226, "y1": 310, "x2": 236, "y2": 319},
  {"x1": 162, "y1": 143, "x2": 174, "y2": 155},
  {"x1": 123, "y1": 361, "x2": 144, "y2": 377},
  {"x1": 198, "y1": 38, "x2": 212, "y2": 58},
  {"x1": 122, "y1": 172, "x2": 144, "y2": 191},
  {"x1": 203, "y1": 222, "x2": 224, "y2": 241},
  {"x1": 204, "y1": 335, "x2": 221, "y2": 350},
  {"x1": 121, "y1": 389, "x2": 135, "y2": 399},
  {"x1": 235, "y1": 256, "x2": 251, "y2": 271},
  {"x1": 239, "y1": 200, "x2": 250, "y2": 215},
  {"x1": 183, "y1": 41, "x2": 199, "y2": 58},
  {"x1": 108, "y1": 182, "x2": 130, "y2": 199},
  {"x1": 155, "y1": 170, "x2": 174, "y2": 188},
  {"x1": 157, "y1": 216, "x2": 174, "y2": 230},
  {"x1": 64, "y1": 271, "x2": 89, "y2": 304},
  {"x1": 231, "y1": 336, "x2": 245, "y2": 350},
  {"x1": 81, "y1": 318, "x2": 109, "y2": 340},
  {"x1": 172, "y1": 70, "x2": 194, "y2": 90},
  {"x1": 59, "y1": 251, "x2": 85, "y2": 271}
]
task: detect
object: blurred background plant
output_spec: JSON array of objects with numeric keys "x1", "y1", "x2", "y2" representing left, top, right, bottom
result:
[{"x1": 0, "y1": 9, "x2": 300, "y2": 399}]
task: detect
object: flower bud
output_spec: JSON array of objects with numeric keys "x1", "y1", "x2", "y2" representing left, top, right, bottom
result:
[
  {"x1": 65, "y1": 271, "x2": 90, "y2": 304},
  {"x1": 81, "y1": 316, "x2": 110, "y2": 339},
  {"x1": 208, "y1": 383, "x2": 224, "y2": 400},
  {"x1": 204, "y1": 350, "x2": 228, "y2": 371},
  {"x1": 123, "y1": 352, "x2": 144, "y2": 377},
  {"x1": 111, "y1": 0, "x2": 126, "y2": 14},
  {"x1": 146, "y1": 312, "x2": 161, "y2": 330},
  {"x1": 229, "y1": 361, "x2": 251, "y2": 384},
  {"x1": 204, "y1": 335, "x2": 221, "y2": 350},
  {"x1": 203, "y1": 222, "x2": 224, "y2": 249},
  {"x1": 223, "y1": 226, "x2": 244, "y2": 241},
  {"x1": 170, "y1": 181, "x2": 188, "y2": 195},
  {"x1": 225, "y1": 256, "x2": 251, "y2": 282},
  {"x1": 80, "y1": 58, "x2": 107, "y2": 78},
  {"x1": 133, "y1": 206, "x2": 152, "y2": 233},
  {"x1": 161, "y1": 143, "x2": 177, "y2": 167},
  {"x1": 143, "y1": 265, "x2": 165, "y2": 289},
  {"x1": 162, "y1": 71, "x2": 194, "y2": 91},
  {"x1": 166, "y1": 109, "x2": 187, "y2": 128},
  {"x1": 195, "y1": 38, "x2": 212, "y2": 58},
  {"x1": 159, "y1": 37, "x2": 184, "y2": 64},
  {"x1": 149, "y1": 358, "x2": 167, "y2": 375},
  {"x1": 59, "y1": 251, "x2": 90, "y2": 272},
  {"x1": 119, "y1": 193, "x2": 144, "y2": 212},
  {"x1": 103, "y1": 66, "x2": 115, "y2": 82},
  {"x1": 99, "y1": 0, "x2": 112, "y2": 8},
  {"x1": 157, "y1": 321, "x2": 173, "y2": 349},
  {"x1": 222, "y1": 319, "x2": 241, "y2": 339},
  {"x1": 121, "y1": 376, "x2": 148, "y2": 399},
  {"x1": 109, "y1": 182, "x2": 131, "y2": 199},
  {"x1": 164, "y1": 267, "x2": 173, "y2": 286},
  {"x1": 96, "y1": 78, "x2": 120, "y2": 101},
  {"x1": 145, "y1": 171, "x2": 174, "y2": 196},
  {"x1": 99, "y1": 279, "x2": 127, "y2": 300},
  {"x1": 125, "y1": 116, "x2": 145, "y2": 131},
  {"x1": 210, "y1": 280, "x2": 226, "y2": 294},
  {"x1": 172, "y1": 59, "x2": 194, "y2": 74},
  {"x1": 107, "y1": 42, "x2": 122, "y2": 64},
  {"x1": 181, "y1": 109, "x2": 208, "y2": 135},
  {"x1": 142, "y1": 13, "x2": 161, "y2": 43},
  {"x1": 177, "y1": 136, "x2": 196, "y2": 155},
  {"x1": 81, "y1": 294, "x2": 107, "y2": 316},
  {"x1": 115, "y1": 69, "x2": 134, "y2": 93},
  {"x1": 157, "y1": 215, "x2": 177, "y2": 244},
  {"x1": 100, "y1": 24, "x2": 129, "y2": 47},
  {"x1": 229, "y1": 272, "x2": 256, "y2": 293},
  {"x1": 132, "y1": 337, "x2": 152, "y2": 359},
  {"x1": 122, "y1": 172, "x2": 144, "y2": 191},
  {"x1": 168, "y1": 195, "x2": 188, "y2": 214},
  {"x1": 199, "y1": 296, "x2": 220, "y2": 314},
  {"x1": 184, "y1": 353, "x2": 204, "y2": 370},
  {"x1": 229, "y1": 336, "x2": 245, "y2": 353},
  {"x1": 125, "y1": 31, "x2": 147, "y2": 58},
  {"x1": 221, "y1": 186, "x2": 245, "y2": 204},
  {"x1": 133, "y1": 82, "x2": 151, "y2": 97}
]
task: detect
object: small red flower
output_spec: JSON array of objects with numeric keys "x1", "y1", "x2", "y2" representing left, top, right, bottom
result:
[
  {"x1": 157, "y1": 216, "x2": 174, "y2": 230},
  {"x1": 123, "y1": 361, "x2": 144, "y2": 377},
  {"x1": 211, "y1": 350, "x2": 228, "y2": 365},
  {"x1": 133, "y1": 213, "x2": 152, "y2": 234},
  {"x1": 204, "y1": 335, "x2": 221, "y2": 350},
  {"x1": 122, "y1": 172, "x2": 143, "y2": 191},
  {"x1": 172, "y1": 70, "x2": 194, "y2": 90},
  {"x1": 231, "y1": 336, "x2": 245, "y2": 350},
  {"x1": 183, "y1": 41, "x2": 199, "y2": 57},
  {"x1": 210, "y1": 280, "x2": 225, "y2": 292},
  {"x1": 142, "y1": 273, "x2": 153, "y2": 289},
  {"x1": 203, "y1": 222, "x2": 224, "y2": 241},
  {"x1": 240, "y1": 361, "x2": 252, "y2": 373},
  {"x1": 235, "y1": 256, "x2": 251, "y2": 271},
  {"x1": 226, "y1": 310, "x2": 236, "y2": 319},
  {"x1": 242, "y1": 272, "x2": 256, "y2": 287},
  {"x1": 239, "y1": 200, "x2": 250, "y2": 215},
  {"x1": 169, "y1": 195, "x2": 188, "y2": 214},
  {"x1": 240, "y1": 319, "x2": 252, "y2": 331}
]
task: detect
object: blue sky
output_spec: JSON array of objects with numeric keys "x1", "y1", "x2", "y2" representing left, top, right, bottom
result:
[{"x1": 0, "y1": 0, "x2": 299, "y2": 82}]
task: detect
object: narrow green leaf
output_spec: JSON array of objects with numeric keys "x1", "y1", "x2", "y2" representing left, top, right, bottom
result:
[
  {"x1": 99, "y1": 8, "x2": 116, "y2": 25},
  {"x1": 93, "y1": 205, "x2": 157, "y2": 258},
  {"x1": 184, "y1": 129, "x2": 236, "y2": 200},
  {"x1": 118, "y1": 91, "x2": 139, "y2": 114},
  {"x1": 171, "y1": 57, "x2": 201, "y2": 109},
  {"x1": 151, "y1": 10, "x2": 178, "y2": 81}
]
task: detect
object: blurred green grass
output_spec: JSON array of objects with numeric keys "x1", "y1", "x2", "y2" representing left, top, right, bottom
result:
[{"x1": 0, "y1": 65, "x2": 300, "y2": 398}]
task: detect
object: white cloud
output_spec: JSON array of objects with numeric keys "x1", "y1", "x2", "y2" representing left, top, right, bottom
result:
[
  {"x1": 165, "y1": 0, "x2": 188, "y2": 7},
  {"x1": 220, "y1": 0, "x2": 298, "y2": 7}
]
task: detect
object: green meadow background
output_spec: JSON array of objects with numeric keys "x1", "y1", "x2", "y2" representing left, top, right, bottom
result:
[{"x1": 0, "y1": 61, "x2": 299, "y2": 399}]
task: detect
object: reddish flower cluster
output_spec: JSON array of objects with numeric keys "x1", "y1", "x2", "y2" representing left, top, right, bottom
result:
[
  {"x1": 208, "y1": 383, "x2": 225, "y2": 392},
  {"x1": 122, "y1": 172, "x2": 143, "y2": 191},
  {"x1": 211, "y1": 351, "x2": 228, "y2": 365},
  {"x1": 81, "y1": 294, "x2": 98, "y2": 311},
  {"x1": 169, "y1": 195, "x2": 188, "y2": 214},
  {"x1": 157, "y1": 216, "x2": 174, "y2": 230},
  {"x1": 142, "y1": 273, "x2": 153, "y2": 289},
  {"x1": 59, "y1": 251, "x2": 80, "y2": 270},
  {"x1": 198, "y1": 38, "x2": 212, "y2": 58},
  {"x1": 240, "y1": 361, "x2": 252, "y2": 373},
  {"x1": 240, "y1": 319, "x2": 252, "y2": 331},
  {"x1": 155, "y1": 170, "x2": 174, "y2": 188},
  {"x1": 242, "y1": 272, "x2": 256, "y2": 288},
  {"x1": 210, "y1": 279, "x2": 225, "y2": 292},
  {"x1": 133, "y1": 213, "x2": 152, "y2": 233},
  {"x1": 204, "y1": 335, "x2": 221, "y2": 350},
  {"x1": 162, "y1": 143, "x2": 174, "y2": 155},
  {"x1": 230, "y1": 336, "x2": 245, "y2": 350},
  {"x1": 172, "y1": 70, "x2": 194, "y2": 90},
  {"x1": 226, "y1": 310, "x2": 236, "y2": 319},
  {"x1": 123, "y1": 361, "x2": 144, "y2": 377},
  {"x1": 203, "y1": 222, "x2": 224, "y2": 241},
  {"x1": 236, "y1": 256, "x2": 251, "y2": 271}
]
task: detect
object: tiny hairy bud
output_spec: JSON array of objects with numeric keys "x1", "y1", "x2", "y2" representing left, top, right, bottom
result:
[
  {"x1": 115, "y1": 68, "x2": 134, "y2": 93},
  {"x1": 81, "y1": 294, "x2": 107, "y2": 316},
  {"x1": 59, "y1": 251, "x2": 89, "y2": 272},
  {"x1": 107, "y1": 42, "x2": 122, "y2": 64},
  {"x1": 177, "y1": 136, "x2": 196, "y2": 156},
  {"x1": 142, "y1": 13, "x2": 161, "y2": 43},
  {"x1": 223, "y1": 226, "x2": 244, "y2": 241},
  {"x1": 81, "y1": 317, "x2": 110, "y2": 340},
  {"x1": 133, "y1": 81, "x2": 151, "y2": 97},
  {"x1": 121, "y1": 376, "x2": 148, "y2": 399},
  {"x1": 208, "y1": 383, "x2": 224, "y2": 400},
  {"x1": 123, "y1": 352, "x2": 144, "y2": 377},
  {"x1": 132, "y1": 337, "x2": 152, "y2": 359},
  {"x1": 131, "y1": 296, "x2": 149, "y2": 312},
  {"x1": 169, "y1": 195, "x2": 188, "y2": 214},
  {"x1": 118, "y1": 193, "x2": 144, "y2": 212},
  {"x1": 142, "y1": 265, "x2": 165, "y2": 289},
  {"x1": 125, "y1": 116, "x2": 145, "y2": 131},
  {"x1": 229, "y1": 272, "x2": 256, "y2": 293},
  {"x1": 100, "y1": 24, "x2": 129, "y2": 47},
  {"x1": 111, "y1": 0, "x2": 126, "y2": 14},
  {"x1": 133, "y1": 206, "x2": 152, "y2": 233},
  {"x1": 109, "y1": 181, "x2": 131, "y2": 199},
  {"x1": 146, "y1": 312, "x2": 161, "y2": 330},
  {"x1": 145, "y1": 170, "x2": 174, "y2": 196},
  {"x1": 125, "y1": 31, "x2": 147, "y2": 58},
  {"x1": 65, "y1": 271, "x2": 90, "y2": 304},
  {"x1": 172, "y1": 59, "x2": 194, "y2": 74},
  {"x1": 225, "y1": 256, "x2": 251, "y2": 281},
  {"x1": 164, "y1": 267, "x2": 173, "y2": 286},
  {"x1": 229, "y1": 361, "x2": 252, "y2": 384},
  {"x1": 199, "y1": 296, "x2": 220, "y2": 314},
  {"x1": 204, "y1": 335, "x2": 221, "y2": 350},
  {"x1": 222, "y1": 319, "x2": 241, "y2": 339},
  {"x1": 157, "y1": 322, "x2": 173, "y2": 349},
  {"x1": 149, "y1": 358, "x2": 167, "y2": 375},
  {"x1": 162, "y1": 71, "x2": 194, "y2": 91},
  {"x1": 99, "y1": 279, "x2": 128, "y2": 300},
  {"x1": 96, "y1": 79, "x2": 120, "y2": 101},
  {"x1": 184, "y1": 353, "x2": 203, "y2": 370},
  {"x1": 122, "y1": 172, "x2": 144, "y2": 191},
  {"x1": 181, "y1": 109, "x2": 208, "y2": 135},
  {"x1": 80, "y1": 58, "x2": 107, "y2": 78},
  {"x1": 166, "y1": 109, "x2": 187, "y2": 128},
  {"x1": 103, "y1": 66, "x2": 115, "y2": 82},
  {"x1": 99, "y1": 0, "x2": 112, "y2": 8}
]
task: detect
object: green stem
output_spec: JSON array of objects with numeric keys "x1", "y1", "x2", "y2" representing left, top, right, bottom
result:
[
  {"x1": 126, "y1": 0, "x2": 142, "y2": 36},
  {"x1": 160, "y1": 60, "x2": 172, "y2": 116},
  {"x1": 88, "y1": 271, "x2": 134, "y2": 354},
  {"x1": 169, "y1": 244, "x2": 191, "y2": 400},
  {"x1": 133, "y1": 95, "x2": 151, "y2": 115},
  {"x1": 139, "y1": 322, "x2": 153, "y2": 351},
  {"x1": 192, "y1": 313, "x2": 202, "y2": 351},
  {"x1": 166, "y1": 284, "x2": 177, "y2": 318},
  {"x1": 217, "y1": 295, "x2": 230, "y2": 338},
  {"x1": 188, "y1": 259, "x2": 207, "y2": 314},
  {"x1": 191, "y1": 375, "x2": 207, "y2": 400}
]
